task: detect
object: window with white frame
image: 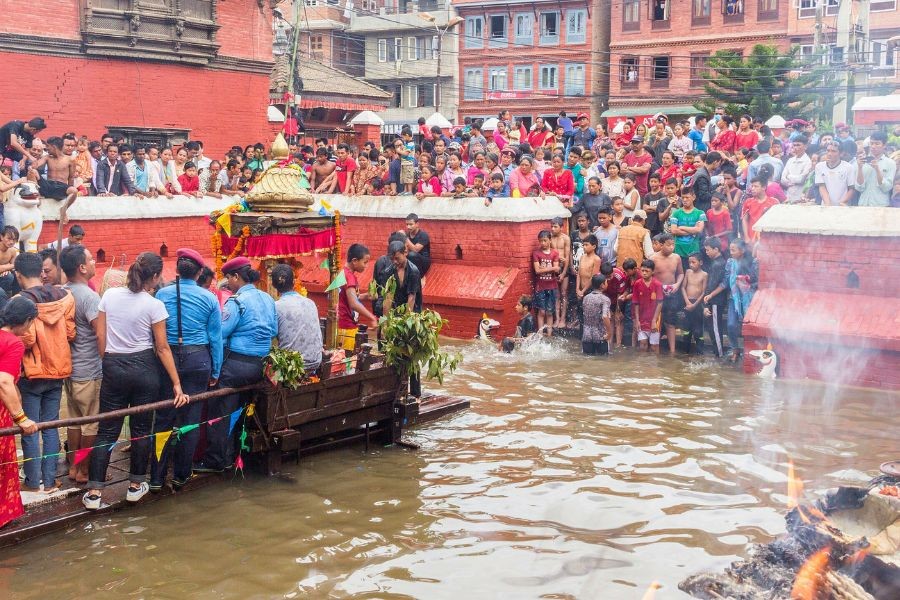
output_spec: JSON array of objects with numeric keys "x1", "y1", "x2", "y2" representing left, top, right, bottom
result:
[
  {"x1": 464, "y1": 68, "x2": 483, "y2": 100},
  {"x1": 514, "y1": 13, "x2": 533, "y2": 45},
  {"x1": 564, "y1": 63, "x2": 585, "y2": 95},
  {"x1": 489, "y1": 67, "x2": 508, "y2": 91},
  {"x1": 567, "y1": 10, "x2": 586, "y2": 44},
  {"x1": 407, "y1": 36, "x2": 418, "y2": 60},
  {"x1": 465, "y1": 16, "x2": 484, "y2": 49},
  {"x1": 539, "y1": 64, "x2": 558, "y2": 89},
  {"x1": 539, "y1": 12, "x2": 559, "y2": 45},
  {"x1": 406, "y1": 83, "x2": 436, "y2": 108},
  {"x1": 870, "y1": 39, "x2": 896, "y2": 77},
  {"x1": 378, "y1": 38, "x2": 399, "y2": 62},
  {"x1": 514, "y1": 66, "x2": 532, "y2": 90}
]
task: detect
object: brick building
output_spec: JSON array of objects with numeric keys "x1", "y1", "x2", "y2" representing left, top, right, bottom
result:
[
  {"x1": 607, "y1": 0, "x2": 791, "y2": 128},
  {"x1": 786, "y1": 0, "x2": 898, "y2": 124},
  {"x1": 0, "y1": 1, "x2": 275, "y2": 157},
  {"x1": 274, "y1": 0, "x2": 366, "y2": 78},
  {"x1": 454, "y1": 0, "x2": 593, "y2": 128}
]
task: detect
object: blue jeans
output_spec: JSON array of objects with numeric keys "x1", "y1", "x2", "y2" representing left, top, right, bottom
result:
[
  {"x1": 19, "y1": 379, "x2": 63, "y2": 488},
  {"x1": 201, "y1": 352, "x2": 263, "y2": 470},
  {"x1": 150, "y1": 348, "x2": 212, "y2": 486}
]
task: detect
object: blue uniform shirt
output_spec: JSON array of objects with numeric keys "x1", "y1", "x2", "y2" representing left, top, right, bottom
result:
[
  {"x1": 156, "y1": 278, "x2": 224, "y2": 379},
  {"x1": 221, "y1": 283, "x2": 277, "y2": 357}
]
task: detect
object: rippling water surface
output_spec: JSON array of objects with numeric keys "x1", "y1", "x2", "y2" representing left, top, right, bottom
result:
[{"x1": 1, "y1": 340, "x2": 896, "y2": 600}]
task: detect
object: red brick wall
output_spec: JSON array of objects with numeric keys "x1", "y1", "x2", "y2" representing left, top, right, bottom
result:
[
  {"x1": 0, "y1": 1, "x2": 80, "y2": 38},
  {"x1": 38, "y1": 216, "x2": 213, "y2": 265},
  {"x1": 0, "y1": 53, "x2": 272, "y2": 158},
  {"x1": 217, "y1": 0, "x2": 273, "y2": 61},
  {"x1": 756, "y1": 233, "x2": 899, "y2": 297}
]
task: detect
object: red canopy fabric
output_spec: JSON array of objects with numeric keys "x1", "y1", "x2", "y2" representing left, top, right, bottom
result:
[{"x1": 221, "y1": 228, "x2": 335, "y2": 260}]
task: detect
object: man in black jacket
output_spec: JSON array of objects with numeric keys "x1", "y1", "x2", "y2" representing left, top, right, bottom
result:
[
  {"x1": 691, "y1": 151, "x2": 721, "y2": 212},
  {"x1": 94, "y1": 143, "x2": 141, "y2": 196}
]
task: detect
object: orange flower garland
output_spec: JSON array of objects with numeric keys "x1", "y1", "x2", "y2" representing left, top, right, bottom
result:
[{"x1": 211, "y1": 225, "x2": 251, "y2": 278}]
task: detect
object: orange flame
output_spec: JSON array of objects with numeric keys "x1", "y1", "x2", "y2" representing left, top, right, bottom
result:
[
  {"x1": 786, "y1": 460, "x2": 827, "y2": 523},
  {"x1": 790, "y1": 547, "x2": 831, "y2": 600},
  {"x1": 641, "y1": 581, "x2": 662, "y2": 600}
]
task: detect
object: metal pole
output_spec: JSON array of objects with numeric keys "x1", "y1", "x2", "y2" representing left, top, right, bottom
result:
[
  {"x1": 0, "y1": 385, "x2": 262, "y2": 437},
  {"x1": 435, "y1": 25, "x2": 442, "y2": 114}
]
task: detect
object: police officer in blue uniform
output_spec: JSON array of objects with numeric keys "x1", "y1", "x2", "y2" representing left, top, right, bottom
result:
[
  {"x1": 150, "y1": 248, "x2": 223, "y2": 489},
  {"x1": 196, "y1": 256, "x2": 276, "y2": 473}
]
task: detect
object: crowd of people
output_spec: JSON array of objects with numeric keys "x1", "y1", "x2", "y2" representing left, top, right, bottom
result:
[
  {"x1": 0, "y1": 216, "x2": 422, "y2": 524},
  {"x1": 0, "y1": 109, "x2": 897, "y2": 528}
]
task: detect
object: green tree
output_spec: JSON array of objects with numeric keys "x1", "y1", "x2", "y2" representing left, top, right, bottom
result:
[{"x1": 694, "y1": 44, "x2": 839, "y2": 122}]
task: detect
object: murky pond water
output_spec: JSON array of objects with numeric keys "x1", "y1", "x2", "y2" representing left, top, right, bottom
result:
[{"x1": 1, "y1": 340, "x2": 896, "y2": 599}]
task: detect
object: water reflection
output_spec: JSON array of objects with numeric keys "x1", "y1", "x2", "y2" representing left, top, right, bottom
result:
[{"x1": 1, "y1": 339, "x2": 896, "y2": 599}]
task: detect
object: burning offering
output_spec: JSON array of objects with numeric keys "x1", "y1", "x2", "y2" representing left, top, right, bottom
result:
[{"x1": 680, "y1": 462, "x2": 900, "y2": 600}]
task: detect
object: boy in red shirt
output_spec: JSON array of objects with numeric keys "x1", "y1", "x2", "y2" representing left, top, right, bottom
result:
[
  {"x1": 177, "y1": 161, "x2": 202, "y2": 197},
  {"x1": 705, "y1": 192, "x2": 733, "y2": 244},
  {"x1": 600, "y1": 262, "x2": 626, "y2": 347},
  {"x1": 333, "y1": 143, "x2": 357, "y2": 194},
  {"x1": 337, "y1": 243, "x2": 377, "y2": 351},
  {"x1": 532, "y1": 230, "x2": 560, "y2": 336},
  {"x1": 632, "y1": 258, "x2": 663, "y2": 353},
  {"x1": 741, "y1": 176, "x2": 779, "y2": 243}
]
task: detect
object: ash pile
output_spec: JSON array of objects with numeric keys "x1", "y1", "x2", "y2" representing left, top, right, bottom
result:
[{"x1": 680, "y1": 463, "x2": 900, "y2": 600}]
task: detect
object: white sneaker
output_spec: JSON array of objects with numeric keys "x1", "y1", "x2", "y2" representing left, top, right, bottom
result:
[
  {"x1": 126, "y1": 482, "x2": 149, "y2": 503},
  {"x1": 82, "y1": 492, "x2": 101, "y2": 510}
]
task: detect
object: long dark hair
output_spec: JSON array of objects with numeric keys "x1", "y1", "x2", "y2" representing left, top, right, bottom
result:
[{"x1": 127, "y1": 252, "x2": 164, "y2": 293}]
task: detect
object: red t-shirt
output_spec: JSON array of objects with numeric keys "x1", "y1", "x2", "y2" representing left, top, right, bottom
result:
[
  {"x1": 741, "y1": 196, "x2": 779, "y2": 239},
  {"x1": 532, "y1": 249, "x2": 560, "y2": 291},
  {"x1": 604, "y1": 267, "x2": 626, "y2": 305},
  {"x1": 335, "y1": 157, "x2": 357, "y2": 193},
  {"x1": 622, "y1": 151, "x2": 653, "y2": 195},
  {"x1": 705, "y1": 208, "x2": 733, "y2": 240},
  {"x1": 632, "y1": 277, "x2": 663, "y2": 330},
  {"x1": 178, "y1": 173, "x2": 199, "y2": 193},
  {"x1": 0, "y1": 330, "x2": 25, "y2": 383},
  {"x1": 337, "y1": 266, "x2": 360, "y2": 329}
]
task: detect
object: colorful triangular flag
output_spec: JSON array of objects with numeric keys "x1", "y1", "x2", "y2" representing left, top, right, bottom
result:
[
  {"x1": 176, "y1": 423, "x2": 200, "y2": 439},
  {"x1": 227, "y1": 409, "x2": 241, "y2": 436},
  {"x1": 216, "y1": 212, "x2": 232, "y2": 237},
  {"x1": 154, "y1": 430, "x2": 172, "y2": 461},
  {"x1": 319, "y1": 256, "x2": 330, "y2": 270},
  {"x1": 324, "y1": 268, "x2": 347, "y2": 293}
]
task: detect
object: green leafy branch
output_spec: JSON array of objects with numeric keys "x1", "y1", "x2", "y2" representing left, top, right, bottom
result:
[
  {"x1": 378, "y1": 305, "x2": 462, "y2": 385},
  {"x1": 264, "y1": 347, "x2": 308, "y2": 390}
]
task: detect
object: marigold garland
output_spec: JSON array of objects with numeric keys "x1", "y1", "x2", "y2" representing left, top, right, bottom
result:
[{"x1": 211, "y1": 225, "x2": 251, "y2": 278}]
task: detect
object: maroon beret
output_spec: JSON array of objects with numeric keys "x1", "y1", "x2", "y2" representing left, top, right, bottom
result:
[
  {"x1": 176, "y1": 248, "x2": 207, "y2": 269},
  {"x1": 221, "y1": 256, "x2": 252, "y2": 274}
]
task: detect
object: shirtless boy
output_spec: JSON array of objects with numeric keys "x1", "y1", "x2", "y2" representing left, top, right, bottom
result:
[
  {"x1": 549, "y1": 217, "x2": 570, "y2": 328},
  {"x1": 0, "y1": 226, "x2": 19, "y2": 295},
  {"x1": 681, "y1": 252, "x2": 708, "y2": 354},
  {"x1": 28, "y1": 136, "x2": 78, "y2": 202},
  {"x1": 650, "y1": 233, "x2": 684, "y2": 354},
  {"x1": 575, "y1": 234, "x2": 600, "y2": 302},
  {"x1": 309, "y1": 148, "x2": 336, "y2": 192},
  {"x1": 570, "y1": 212, "x2": 592, "y2": 277}
]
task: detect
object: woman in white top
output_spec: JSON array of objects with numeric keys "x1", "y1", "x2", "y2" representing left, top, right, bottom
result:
[
  {"x1": 83, "y1": 252, "x2": 187, "y2": 510},
  {"x1": 601, "y1": 161, "x2": 626, "y2": 200},
  {"x1": 160, "y1": 147, "x2": 182, "y2": 194}
]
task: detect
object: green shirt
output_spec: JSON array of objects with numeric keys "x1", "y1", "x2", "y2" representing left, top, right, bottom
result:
[{"x1": 670, "y1": 207, "x2": 707, "y2": 257}]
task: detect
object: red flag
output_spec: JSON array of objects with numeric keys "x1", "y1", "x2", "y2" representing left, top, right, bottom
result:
[{"x1": 73, "y1": 448, "x2": 92, "y2": 465}]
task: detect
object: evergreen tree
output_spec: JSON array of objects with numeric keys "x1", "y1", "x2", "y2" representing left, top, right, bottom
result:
[{"x1": 694, "y1": 44, "x2": 839, "y2": 121}]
